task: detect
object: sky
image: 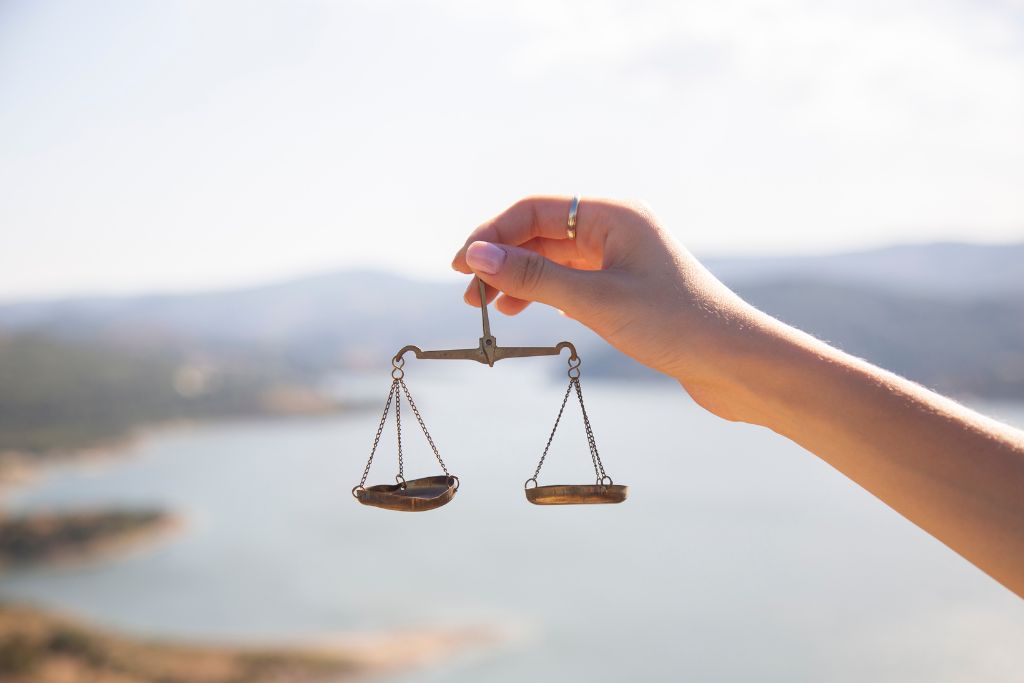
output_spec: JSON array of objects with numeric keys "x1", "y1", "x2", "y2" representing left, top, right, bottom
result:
[{"x1": 1, "y1": 0, "x2": 1022, "y2": 300}]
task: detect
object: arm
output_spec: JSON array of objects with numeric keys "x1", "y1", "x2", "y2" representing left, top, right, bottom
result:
[{"x1": 452, "y1": 196, "x2": 1024, "y2": 597}]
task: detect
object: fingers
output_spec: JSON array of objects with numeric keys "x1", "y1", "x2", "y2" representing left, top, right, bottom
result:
[
  {"x1": 462, "y1": 277, "x2": 532, "y2": 315},
  {"x1": 462, "y1": 278, "x2": 499, "y2": 307},
  {"x1": 496, "y1": 295, "x2": 531, "y2": 316},
  {"x1": 462, "y1": 240, "x2": 604, "y2": 315},
  {"x1": 518, "y1": 237, "x2": 591, "y2": 267},
  {"x1": 452, "y1": 196, "x2": 586, "y2": 274},
  {"x1": 452, "y1": 195, "x2": 642, "y2": 318}
]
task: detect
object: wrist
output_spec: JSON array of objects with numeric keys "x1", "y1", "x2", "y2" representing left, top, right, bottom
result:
[{"x1": 670, "y1": 303, "x2": 816, "y2": 427}]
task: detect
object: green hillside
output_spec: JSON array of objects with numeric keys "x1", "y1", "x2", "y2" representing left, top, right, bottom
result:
[{"x1": 0, "y1": 334, "x2": 336, "y2": 455}]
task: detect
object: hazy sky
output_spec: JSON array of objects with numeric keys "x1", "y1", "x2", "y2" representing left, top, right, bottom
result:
[{"x1": 1, "y1": 0, "x2": 1022, "y2": 300}]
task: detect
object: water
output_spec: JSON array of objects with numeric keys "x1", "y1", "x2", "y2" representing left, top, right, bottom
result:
[{"x1": 2, "y1": 363, "x2": 1022, "y2": 682}]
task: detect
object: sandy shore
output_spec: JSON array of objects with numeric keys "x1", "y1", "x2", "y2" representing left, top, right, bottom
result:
[{"x1": 0, "y1": 603, "x2": 503, "y2": 683}]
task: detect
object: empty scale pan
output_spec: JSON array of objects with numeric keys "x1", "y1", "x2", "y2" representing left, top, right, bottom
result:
[
  {"x1": 354, "y1": 475, "x2": 459, "y2": 512},
  {"x1": 524, "y1": 479, "x2": 628, "y2": 506}
]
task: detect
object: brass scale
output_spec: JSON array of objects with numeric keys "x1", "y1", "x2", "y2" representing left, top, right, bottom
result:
[{"x1": 353, "y1": 278, "x2": 628, "y2": 511}]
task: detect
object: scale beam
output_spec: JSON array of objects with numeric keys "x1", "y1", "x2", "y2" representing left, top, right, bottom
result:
[
  {"x1": 392, "y1": 278, "x2": 578, "y2": 367},
  {"x1": 394, "y1": 340, "x2": 577, "y2": 367}
]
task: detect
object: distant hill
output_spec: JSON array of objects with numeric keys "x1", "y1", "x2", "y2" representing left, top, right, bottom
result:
[
  {"x1": 0, "y1": 272, "x2": 463, "y2": 373},
  {"x1": 0, "y1": 241, "x2": 1021, "y2": 401},
  {"x1": 0, "y1": 334, "x2": 345, "y2": 454},
  {"x1": 741, "y1": 279, "x2": 1024, "y2": 398},
  {"x1": 0, "y1": 270, "x2": 585, "y2": 377},
  {"x1": 703, "y1": 241, "x2": 1024, "y2": 298}
]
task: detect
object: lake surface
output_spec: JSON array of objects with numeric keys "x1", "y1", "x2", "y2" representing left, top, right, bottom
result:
[{"x1": 2, "y1": 363, "x2": 1023, "y2": 682}]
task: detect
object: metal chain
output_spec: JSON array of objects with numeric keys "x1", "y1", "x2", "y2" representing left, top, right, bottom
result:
[
  {"x1": 363, "y1": 354, "x2": 605, "y2": 493},
  {"x1": 357, "y1": 380, "x2": 397, "y2": 488},
  {"x1": 528, "y1": 357, "x2": 610, "y2": 485},
  {"x1": 573, "y1": 375, "x2": 608, "y2": 481},
  {"x1": 398, "y1": 379, "x2": 450, "y2": 477},
  {"x1": 530, "y1": 379, "x2": 574, "y2": 481},
  {"x1": 394, "y1": 378, "x2": 404, "y2": 483}
]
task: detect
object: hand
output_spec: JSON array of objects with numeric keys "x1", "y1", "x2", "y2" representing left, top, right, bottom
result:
[
  {"x1": 454, "y1": 196, "x2": 1024, "y2": 598},
  {"x1": 451, "y1": 195, "x2": 762, "y2": 421}
]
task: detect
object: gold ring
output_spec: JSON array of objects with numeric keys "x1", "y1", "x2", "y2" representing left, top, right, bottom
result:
[{"x1": 567, "y1": 195, "x2": 580, "y2": 240}]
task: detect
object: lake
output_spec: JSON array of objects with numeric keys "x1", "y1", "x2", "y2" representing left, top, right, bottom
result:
[{"x1": 2, "y1": 362, "x2": 1023, "y2": 682}]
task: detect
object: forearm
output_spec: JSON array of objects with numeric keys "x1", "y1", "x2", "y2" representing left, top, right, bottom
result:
[{"x1": 710, "y1": 309, "x2": 1024, "y2": 595}]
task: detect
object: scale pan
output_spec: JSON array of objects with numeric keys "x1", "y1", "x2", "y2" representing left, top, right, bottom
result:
[
  {"x1": 525, "y1": 483, "x2": 628, "y2": 505},
  {"x1": 354, "y1": 475, "x2": 458, "y2": 512}
]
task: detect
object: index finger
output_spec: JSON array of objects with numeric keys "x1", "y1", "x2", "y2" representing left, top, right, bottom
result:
[{"x1": 451, "y1": 195, "x2": 576, "y2": 274}]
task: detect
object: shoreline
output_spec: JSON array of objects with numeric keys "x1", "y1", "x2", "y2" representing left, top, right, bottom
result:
[{"x1": 0, "y1": 602, "x2": 505, "y2": 682}]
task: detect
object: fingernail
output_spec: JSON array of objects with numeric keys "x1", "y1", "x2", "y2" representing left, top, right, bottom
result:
[{"x1": 465, "y1": 241, "x2": 506, "y2": 275}]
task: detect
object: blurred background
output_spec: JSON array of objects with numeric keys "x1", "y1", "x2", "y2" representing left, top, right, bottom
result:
[{"x1": 1, "y1": 1, "x2": 1022, "y2": 681}]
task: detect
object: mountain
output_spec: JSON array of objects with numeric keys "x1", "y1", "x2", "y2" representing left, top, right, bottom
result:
[
  {"x1": 0, "y1": 241, "x2": 1022, "y2": 400},
  {"x1": 703, "y1": 241, "x2": 1024, "y2": 298},
  {"x1": 738, "y1": 279, "x2": 1024, "y2": 398},
  {"x1": 0, "y1": 270, "x2": 582, "y2": 374}
]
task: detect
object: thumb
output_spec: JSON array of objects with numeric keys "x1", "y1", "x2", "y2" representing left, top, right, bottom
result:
[{"x1": 465, "y1": 241, "x2": 599, "y2": 312}]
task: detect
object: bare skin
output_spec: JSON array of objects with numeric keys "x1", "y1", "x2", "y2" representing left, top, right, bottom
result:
[{"x1": 452, "y1": 196, "x2": 1024, "y2": 598}]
